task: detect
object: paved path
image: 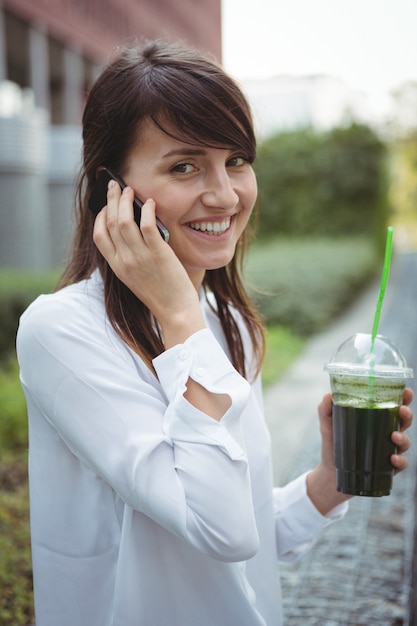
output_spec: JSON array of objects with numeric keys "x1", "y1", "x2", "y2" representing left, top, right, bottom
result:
[{"x1": 264, "y1": 251, "x2": 417, "y2": 626}]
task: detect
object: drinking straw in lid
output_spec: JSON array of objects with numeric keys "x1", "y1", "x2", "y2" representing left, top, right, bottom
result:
[{"x1": 371, "y1": 226, "x2": 394, "y2": 346}]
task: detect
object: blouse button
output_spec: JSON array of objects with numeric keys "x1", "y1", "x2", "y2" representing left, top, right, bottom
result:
[
  {"x1": 179, "y1": 349, "x2": 188, "y2": 361},
  {"x1": 195, "y1": 367, "x2": 205, "y2": 378}
]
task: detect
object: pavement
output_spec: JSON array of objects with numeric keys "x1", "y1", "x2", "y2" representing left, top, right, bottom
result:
[{"x1": 263, "y1": 250, "x2": 417, "y2": 626}]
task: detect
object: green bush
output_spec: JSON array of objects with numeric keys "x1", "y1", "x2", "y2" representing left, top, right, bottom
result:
[
  {"x1": 0, "y1": 461, "x2": 34, "y2": 626},
  {"x1": 0, "y1": 273, "x2": 53, "y2": 626},
  {"x1": 389, "y1": 130, "x2": 417, "y2": 247},
  {"x1": 0, "y1": 357, "x2": 28, "y2": 453},
  {"x1": 254, "y1": 123, "x2": 390, "y2": 250},
  {"x1": 245, "y1": 236, "x2": 378, "y2": 335},
  {"x1": 0, "y1": 270, "x2": 59, "y2": 362},
  {"x1": 262, "y1": 325, "x2": 305, "y2": 388},
  {"x1": 0, "y1": 356, "x2": 34, "y2": 625}
]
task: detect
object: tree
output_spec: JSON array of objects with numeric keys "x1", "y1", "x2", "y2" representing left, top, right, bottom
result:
[{"x1": 254, "y1": 123, "x2": 389, "y2": 249}]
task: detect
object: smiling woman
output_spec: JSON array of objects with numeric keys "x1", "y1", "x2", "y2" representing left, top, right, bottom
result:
[
  {"x1": 120, "y1": 120, "x2": 257, "y2": 289},
  {"x1": 15, "y1": 39, "x2": 413, "y2": 626},
  {"x1": 66, "y1": 40, "x2": 261, "y2": 378}
]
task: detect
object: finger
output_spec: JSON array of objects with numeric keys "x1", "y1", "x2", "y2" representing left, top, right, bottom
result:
[
  {"x1": 118, "y1": 186, "x2": 137, "y2": 228},
  {"x1": 392, "y1": 430, "x2": 411, "y2": 454},
  {"x1": 93, "y1": 206, "x2": 116, "y2": 258},
  {"x1": 391, "y1": 453, "x2": 408, "y2": 473},
  {"x1": 103, "y1": 178, "x2": 131, "y2": 250},
  {"x1": 398, "y1": 405, "x2": 413, "y2": 432},
  {"x1": 139, "y1": 198, "x2": 164, "y2": 244},
  {"x1": 318, "y1": 393, "x2": 332, "y2": 419},
  {"x1": 105, "y1": 178, "x2": 122, "y2": 227},
  {"x1": 403, "y1": 387, "x2": 414, "y2": 406},
  {"x1": 106, "y1": 183, "x2": 145, "y2": 258}
]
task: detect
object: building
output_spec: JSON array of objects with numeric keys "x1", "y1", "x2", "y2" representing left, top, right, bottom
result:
[
  {"x1": 241, "y1": 74, "x2": 369, "y2": 140},
  {"x1": 0, "y1": 0, "x2": 221, "y2": 268},
  {"x1": 0, "y1": 0, "x2": 221, "y2": 124}
]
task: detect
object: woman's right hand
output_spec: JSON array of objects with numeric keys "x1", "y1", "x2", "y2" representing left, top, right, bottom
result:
[
  {"x1": 93, "y1": 181, "x2": 232, "y2": 422},
  {"x1": 93, "y1": 181, "x2": 206, "y2": 347}
]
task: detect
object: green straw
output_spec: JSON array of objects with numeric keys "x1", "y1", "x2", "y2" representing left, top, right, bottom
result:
[{"x1": 371, "y1": 226, "x2": 394, "y2": 346}]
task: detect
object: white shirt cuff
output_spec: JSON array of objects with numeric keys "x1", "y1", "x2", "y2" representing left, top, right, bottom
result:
[
  {"x1": 153, "y1": 328, "x2": 250, "y2": 460},
  {"x1": 274, "y1": 472, "x2": 348, "y2": 561}
]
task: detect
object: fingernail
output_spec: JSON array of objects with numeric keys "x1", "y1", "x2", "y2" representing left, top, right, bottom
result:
[
  {"x1": 123, "y1": 186, "x2": 131, "y2": 194},
  {"x1": 108, "y1": 180, "x2": 116, "y2": 190}
]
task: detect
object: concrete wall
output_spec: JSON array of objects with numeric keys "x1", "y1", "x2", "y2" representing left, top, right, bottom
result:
[
  {"x1": 47, "y1": 125, "x2": 82, "y2": 267},
  {"x1": 0, "y1": 86, "x2": 81, "y2": 269},
  {"x1": 0, "y1": 108, "x2": 50, "y2": 269}
]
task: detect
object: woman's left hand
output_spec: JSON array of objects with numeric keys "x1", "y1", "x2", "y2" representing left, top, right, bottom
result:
[
  {"x1": 318, "y1": 387, "x2": 414, "y2": 474},
  {"x1": 307, "y1": 388, "x2": 414, "y2": 515}
]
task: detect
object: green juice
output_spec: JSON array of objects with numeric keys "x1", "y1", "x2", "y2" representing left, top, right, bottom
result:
[
  {"x1": 332, "y1": 404, "x2": 399, "y2": 497},
  {"x1": 326, "y1": 333, "x2": 412, "y2": 498}
]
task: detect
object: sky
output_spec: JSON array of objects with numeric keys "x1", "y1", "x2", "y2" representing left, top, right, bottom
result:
[{"x1": 221, "y1": 0, "x2": 417, "y2": 117}]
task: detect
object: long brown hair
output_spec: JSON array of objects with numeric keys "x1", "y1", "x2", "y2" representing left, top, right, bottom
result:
[{"x1": 58, "y1": 40, "x2": 265, "y2": 380}]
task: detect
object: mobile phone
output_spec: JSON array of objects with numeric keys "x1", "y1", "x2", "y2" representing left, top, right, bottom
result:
[{"x1": 88, "y1": 167, "x2": 170, "y2": 242}]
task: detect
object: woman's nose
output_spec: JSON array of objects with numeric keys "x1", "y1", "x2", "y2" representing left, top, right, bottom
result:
[{"x1": 200, "y1": 169, "x2": 239, "y2": 210}]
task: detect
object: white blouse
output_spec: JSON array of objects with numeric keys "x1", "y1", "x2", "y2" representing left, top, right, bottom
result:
[{"x1": 16, "y1": 271, "x2": 346, "y2": 626}]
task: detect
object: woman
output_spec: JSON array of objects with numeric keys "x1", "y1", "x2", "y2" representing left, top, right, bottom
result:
[{"x1": 16, "y1": 40, "x2": 413, "y2": 626}]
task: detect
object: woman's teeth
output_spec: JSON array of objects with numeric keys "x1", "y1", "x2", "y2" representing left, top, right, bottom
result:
[{"x1": 189, "y1": 217, "x2": 231, "y2": 235}]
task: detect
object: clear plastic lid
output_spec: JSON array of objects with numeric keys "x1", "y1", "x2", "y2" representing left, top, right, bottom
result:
[{"x1": 324, "y1": 333, "x2": 414, "y2": 379}]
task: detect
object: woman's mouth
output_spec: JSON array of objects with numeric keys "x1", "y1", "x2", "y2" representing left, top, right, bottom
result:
[{"x1": 188, "y1": 217, "x2": 231, "y2": 236}]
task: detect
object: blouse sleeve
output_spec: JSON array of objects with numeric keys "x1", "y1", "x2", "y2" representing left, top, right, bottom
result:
[
  {"x1": 16, "y1": 293, "x2": 259, "y2": 562},
  {"x1": 273, "y1": 473, "x2": 348, "y2": 562}
]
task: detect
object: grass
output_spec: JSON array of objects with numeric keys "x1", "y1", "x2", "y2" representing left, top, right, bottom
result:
[
  {"x1": 245, "y1": 235, "x2": 378, "y2": 335},
  {"x1": 0, "y1": 269, "x2": 59, "y2": 363},
  {"x1": 262, "y1": 325, "x2": 305, "y2": 388},
  {"x1": 0, "y1": 268, "x2": 60, "y2": 296},
  {"x1": 0, "y1": 358, "x2": 33, "y2": 626},
  {"x1": 0, "y1": 357, "x2": 28, "y2": 452},
  {"x1": 0, "y1": 456, "x2": 34, "y2": 626},
  {"x1": 248, "y1": 235, "x2": 377, "y2": 387}
]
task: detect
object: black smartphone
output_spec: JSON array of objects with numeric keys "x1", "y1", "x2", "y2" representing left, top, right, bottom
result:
[{"x1": 88, "y1": 167, "x2": 170, "y2": 242}]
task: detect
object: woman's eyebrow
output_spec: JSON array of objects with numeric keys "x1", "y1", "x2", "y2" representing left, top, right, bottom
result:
[{"x1": 161, "y1": 148, "x2": 207, "y2": 159}]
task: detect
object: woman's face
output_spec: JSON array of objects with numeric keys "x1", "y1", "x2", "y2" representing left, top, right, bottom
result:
[{"x1": 123, "y1": 120, "x2": 257, "y2": 287}]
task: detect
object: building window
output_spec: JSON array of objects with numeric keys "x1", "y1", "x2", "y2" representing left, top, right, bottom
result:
[
  {"x1": 83, "y1": 57, "x2": 97, "y2": 107},
  {"x1": 4, "y1": 10, "x2": 30, "y2": 88},
  {"x1": 48, "y1": 37, "x2": 65, "y2": 124}
]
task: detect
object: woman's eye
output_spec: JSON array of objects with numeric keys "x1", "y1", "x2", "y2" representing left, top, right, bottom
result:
[
  {"x1": 171, "y1": 162, "x2": 195, "y2": 174},
  {"x1": 227, "y1": 156, "x2": 247, "y2": 167}
]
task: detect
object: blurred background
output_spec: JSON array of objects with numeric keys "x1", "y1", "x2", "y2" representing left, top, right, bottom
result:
[{"x1": 0, "y1": 2, "x2": 417, "y2": 624}]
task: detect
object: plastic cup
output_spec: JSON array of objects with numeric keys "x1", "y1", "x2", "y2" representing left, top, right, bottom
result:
[{"x1": 325, "y1": 333, "x2": 413, "y2": 497}]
